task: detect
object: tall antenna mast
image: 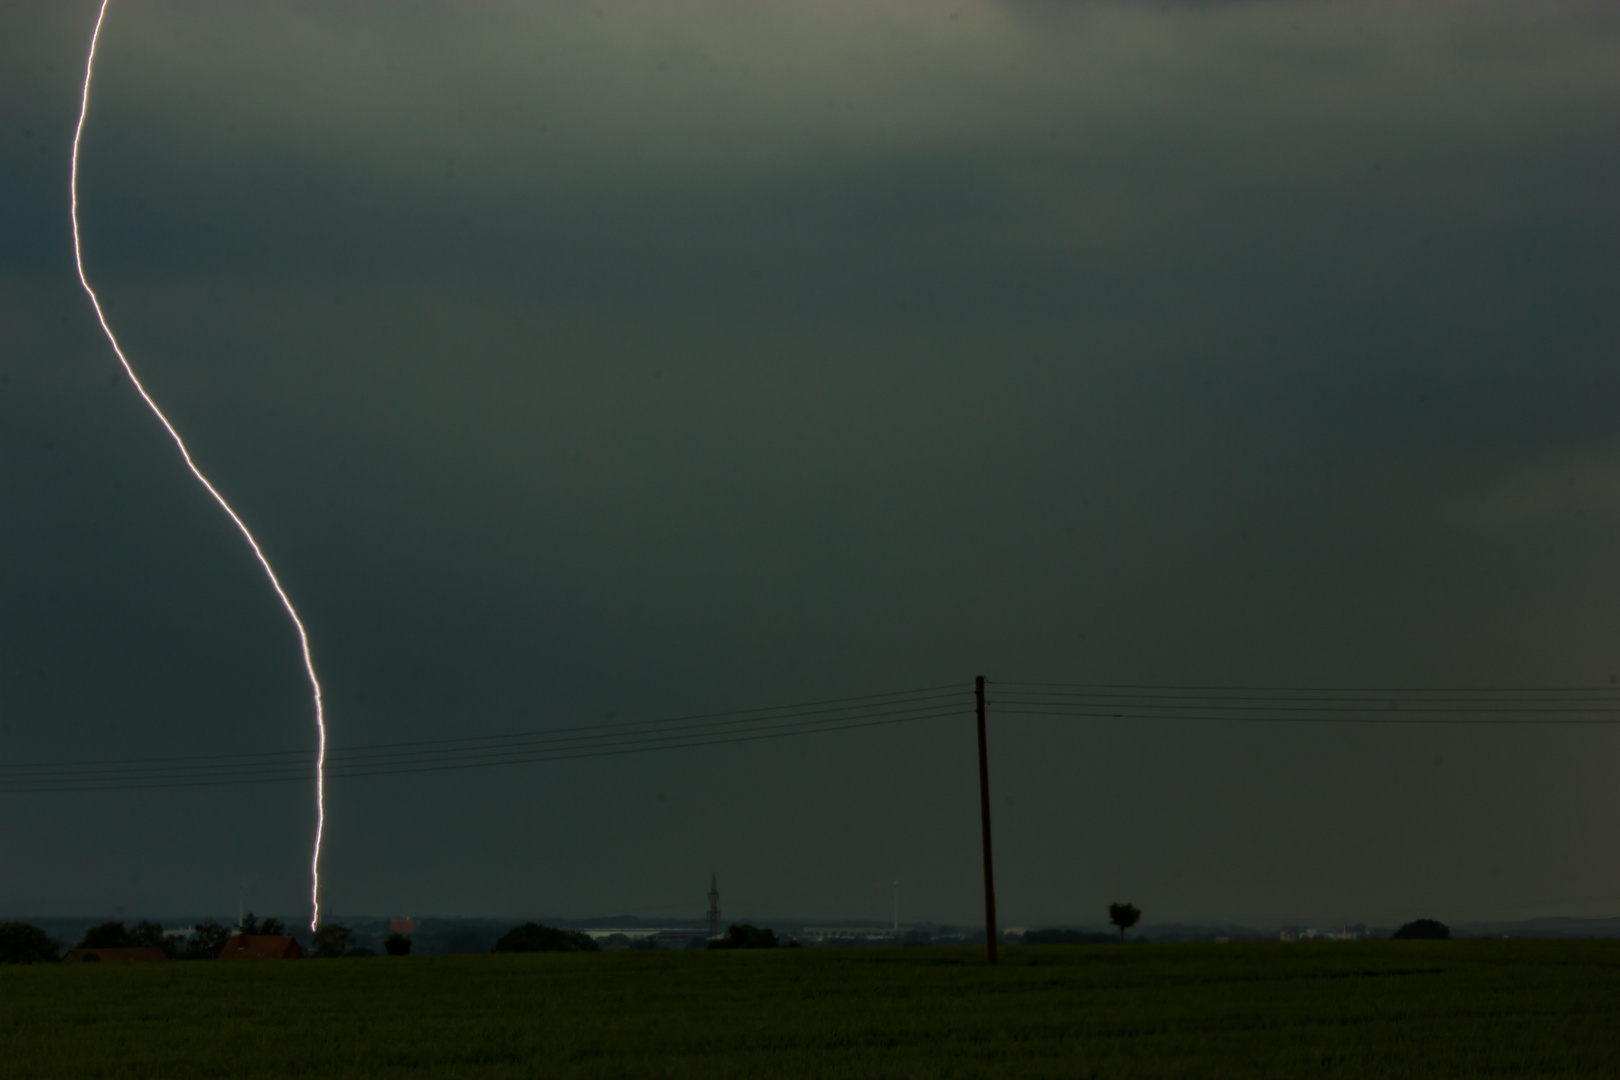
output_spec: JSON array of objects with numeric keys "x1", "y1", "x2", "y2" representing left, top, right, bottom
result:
[{"x1": 707, "y1": 873, "x2": 721, "y2": 937}]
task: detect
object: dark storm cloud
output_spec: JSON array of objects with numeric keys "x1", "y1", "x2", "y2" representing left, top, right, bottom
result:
[{"x1": 3, "y1": 1, "x2": 1620, "y2": 927}]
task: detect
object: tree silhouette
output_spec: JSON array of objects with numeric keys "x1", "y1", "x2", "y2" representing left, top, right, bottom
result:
[
  {"x1": 0, "y1": 923, "x2": 58, "y2": 963},
  {"x1": 129, "y1": 921, "x2": 173, "y2": 956},
  {"x1": 180, "y1": 921, "x2": 230, "y2": 960},
  {"x1": 707, "y1": 923, "x2": 779, "y2": 950},
  {"x1": 311, "y1": 923, "x2": 356, "y2": 959},
  {"x1": 1108, "y1": 902, "x2": 1141, "y2": 942},
  {"x1": 236, "y1": 913, "x2": 286, "y2": 936},
  {"x1": 1391, "y1": 918, "x2": 1449, "y2": 940},
  {"x1": 77, "y1": 922, "x2": 134, "y2": 949},
  {"x1": 492, "y1": 923, "x2": 599, "y2": 953}
]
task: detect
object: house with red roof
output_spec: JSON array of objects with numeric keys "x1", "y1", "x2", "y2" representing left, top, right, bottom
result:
[{"x1": 217, "y1": 934, "x2": 304, "y2": 960}]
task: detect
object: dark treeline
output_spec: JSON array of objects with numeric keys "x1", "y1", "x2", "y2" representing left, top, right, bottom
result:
[{"x1": 2, "y1": 914, "x2": 1469, "y2": 962}]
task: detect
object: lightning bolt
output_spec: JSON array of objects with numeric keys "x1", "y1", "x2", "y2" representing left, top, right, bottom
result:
[{"x1": 71, "y1": 0, "x2": 329, "y2": 931}]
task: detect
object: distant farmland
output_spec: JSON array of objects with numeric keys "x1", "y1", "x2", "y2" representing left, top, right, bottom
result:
[{"x1": 3, "y1": 942, "x2": 1617, "y2": 1078}]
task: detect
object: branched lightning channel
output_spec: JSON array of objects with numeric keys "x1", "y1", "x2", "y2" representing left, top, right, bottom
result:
[{"x1": 71, "y1": 0, "x2": 329, "y2": 930}]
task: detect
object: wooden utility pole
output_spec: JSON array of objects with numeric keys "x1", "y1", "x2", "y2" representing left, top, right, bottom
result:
[{"x1": 975, "y1": 675, "x2": 998, "y2": 965}]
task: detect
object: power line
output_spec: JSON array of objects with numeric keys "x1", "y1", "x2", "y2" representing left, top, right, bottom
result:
[
  {"x1": 990, "y1": 683, "x2": 1620, "y2": 724},
  {"x1": 0, "y1": 692, "x2": 969, "y2": 784},
  {"x1": 11, "y1": 677, "x2": 1620, "y2": 796},
  {"x1": 0, "y1": 691, "x2": 974, "y2": 794},
  {"x1": 991, "y1": 705, "x2": 1620, "y2": 726},
  {"x1": 0, "y1": 694, "x2": 969, "y2": 787},
  {"x1": 995, "y1": 681, "x2": 1620, "y2": 694},
  {"x1": 988, "y1": 683, "x2": 1620, "y2": 723},
  {"x1": 990, "y1": 699, "x2": 1620, "y2": 716},
  {"x1": 993, "y1": 689, "x2": 1620, "y2": 706},
  {"x1": 0, "y1": 682, "x2": 966, "y2": 776},
  {"x1": 0, "y1": 707, "x2": 970, "y2": 795}
]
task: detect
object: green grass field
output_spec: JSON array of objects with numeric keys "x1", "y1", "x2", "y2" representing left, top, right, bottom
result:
[{"x1": 4, "y1": 942, "x2": 1618, "y2": 1078}]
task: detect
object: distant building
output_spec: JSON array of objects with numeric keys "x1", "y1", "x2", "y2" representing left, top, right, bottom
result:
[
  {"x1": 581, "y1": 928, "x2": 660, "y2": 944},
  {"x1": 581, "y1": 928, "x2": 718, "y2": 949},
  {"x1": 390, "y1": 918, "x2": 417, "y2": 935},
  {"x1": 217, "y1": 934, "x2": 304, "y2": 960},
  {"x1": 800, "y1": 927, "x2": 903, "y2": 944},
  {"x1": 1281, "y1": 926, "x2": 1367, "y2": 942},
  {"x1": 62, "y1": 947, "x2": 168, "y2": 963}
]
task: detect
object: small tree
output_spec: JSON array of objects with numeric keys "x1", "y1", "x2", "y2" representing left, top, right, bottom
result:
[
  {"x1": 236, "y1": 913, "x2": 286, "y2": 936},
  {"x1": 311, "y1": 923, "x2": 356, "y2": 959},
  {"x1": 708, "y1": 923, "x2": 779, "y2": 950},
  {"x1": 0, "y1": 923, "x2": 58, "y2": 964},
  {"x1": 1391, "y1": 918, "x2": 1449, "y2": 940},
  {"x1": 78, "y1": 922, "x2": 134, "y2": 949},
  {"x1": 384, "y1": 933, "x2": 413, "y2": 957},
  {"x1": 1108, "y1": 903, "x2": 1141, "y2": 943},
  {"x1": 180, "y1": 921, "x2": 231, "y2": 960},
  {"x1": 129, "y1": 921, "x2": 174, "y2": 957},
  {"x1": 492, "y1": 923, "x2": 599, "y2": 953}
]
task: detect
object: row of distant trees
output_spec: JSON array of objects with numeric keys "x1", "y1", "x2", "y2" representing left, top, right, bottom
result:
[
  {"x1": 308, "y1": 922, "x2": 395, "y2": 958},
  {"x1": 1023, "y1": 910, "x2": 1452, "y2": 943},
  {"x1": 2, "y1": 909, "x2": 1455, "y2": 963},
  {"x1": 0, "y1": 918, "x2": 606, "y2": 961},
  {"x1": 3, "y1": 908, "x2": 1132, "y2": 962},
  {"x1": 0, "y1": 913, "x2": 292, "y2": 963},
  {"x1": 488, "y1": 922, "x2": 798, "y2": 952},
  {"x1": 1016, "y1": 903, "x2": 1143, "y2": 945}
]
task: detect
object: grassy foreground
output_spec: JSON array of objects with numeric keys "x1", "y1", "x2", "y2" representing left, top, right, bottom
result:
[{"x1": 3, "y1": 941, "x2": 1618, "y2": 1078}]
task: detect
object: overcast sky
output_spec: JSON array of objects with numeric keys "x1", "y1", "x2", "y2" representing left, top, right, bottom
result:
[{"x1": 3, "y1": 0, "x2": 1620, "y2": 930}]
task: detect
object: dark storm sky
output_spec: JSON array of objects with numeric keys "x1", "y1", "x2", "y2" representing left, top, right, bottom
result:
[{"x1": 3, "y1": 0, "x2": 1620, "y2": 929}]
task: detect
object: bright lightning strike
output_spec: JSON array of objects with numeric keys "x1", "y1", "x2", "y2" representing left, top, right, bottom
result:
[{"x1": 71, "y1": 0, "x2": 330, "y2": 931}]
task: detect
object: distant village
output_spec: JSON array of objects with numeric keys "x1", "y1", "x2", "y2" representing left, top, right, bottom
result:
[
  {"x1": 4, "y1": 876, "x2": 1590, "y2": 964},
  {"x1": 9, "y1": 908, "x2": 1565, "y2": 964}
]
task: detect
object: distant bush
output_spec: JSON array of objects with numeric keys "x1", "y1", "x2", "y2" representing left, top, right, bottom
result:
[
  {"x1": 492, "y1": 923, "x2": 599, "y2": 953},
  {"x1": 0, "y1": 923, "x2": 58, "y2": 963},
  {"x1": 1391, "y1": 919, "x2": 1450, "y2": 940},
  {"x1": 346, "y1": 946, "x2": 378, "y2": 958},
  {"x1": 384, "y1": 933, "x2": 413, "y2": 956},
  {"x1": 1022, "y1": 929, "x2": 1116, "y2": 946},
  {"x1": 77, "y1": 922, "x2": 134, "y2": 949},
  {"x1": 709, "y1": 924, "x2": 778, "y2": 950}
]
